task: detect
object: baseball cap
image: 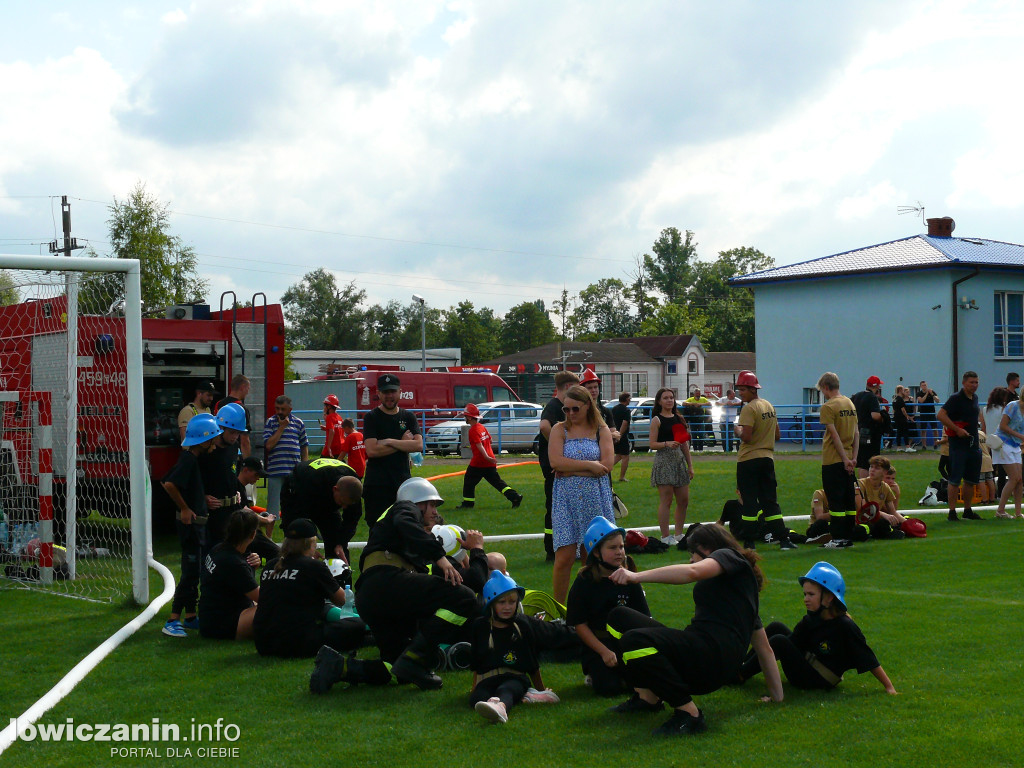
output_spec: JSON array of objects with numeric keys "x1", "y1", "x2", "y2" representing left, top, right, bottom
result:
[
  {"x1": 377, "y1": 373, "x2": 401, "y2": 392},
  {"x1": 240, "y1": 457, "x2": 267, "y2": 477},
  {"x1": 283, "y1": 518, "x2": 318, "y2": 539},
  {"x1": 866, "y1": 375, "x2": 884, "y2": 388},
  {"x1": 197, "y1": 381, "x2": 219, "y2": 393}
]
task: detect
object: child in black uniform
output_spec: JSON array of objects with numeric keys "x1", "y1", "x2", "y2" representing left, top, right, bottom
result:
[
  {"x1": 738, "y1": 561, "x2": 897, "y2": 693},
  {"x1": 470, "y1": 571, "x2": 558, "y2": 724},
  {"x1": 198, "y1": 509, "x2": 261, "y2": 640},
  {"x1": 566, "y1": 517, "x2": 650, "y2": 697}
]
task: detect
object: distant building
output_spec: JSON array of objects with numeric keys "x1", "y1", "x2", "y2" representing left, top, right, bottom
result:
[{"x1": 732, "y1": 217, "x2": 1024, "y2": 405}]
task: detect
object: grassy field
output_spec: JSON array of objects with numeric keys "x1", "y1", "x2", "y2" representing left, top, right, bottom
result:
[{"x1": 3, "y1": 450, "x2": 1021, "y2": 767}]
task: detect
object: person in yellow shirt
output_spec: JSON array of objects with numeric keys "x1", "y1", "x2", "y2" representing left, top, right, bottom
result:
[
  {"x1": 816, "y1": 372, "x2": 859, "y2": 545},
  {"x1": 734, "y1": 371, "x2": 795, "y2": 550},
  {"x1": 855, "y1": 456, "x2": 906, "y2": 539}
]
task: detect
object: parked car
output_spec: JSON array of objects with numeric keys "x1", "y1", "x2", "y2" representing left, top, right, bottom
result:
[{"x1": 424, "y1": 401, "x2": 544, "y2": 455}]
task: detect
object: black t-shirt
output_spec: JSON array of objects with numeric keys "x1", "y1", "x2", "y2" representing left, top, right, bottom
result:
[
  {"x1": 565, "y1": 570, "x2": 649, "y2": 638},
  {"x1": 362, "y1": 408, "x2": 419, "y2": 488},
  {"x1": 163, "y1": 450, "x2": 207, "y2": 519},
  {"x1": 198, "y1": 442, "x2": 241, "y2": 499},
  {"x1": 893, "y1": 395, "x2": 908, "y2": 425},
  {"x1": 469, "y1": 614, "x2": 541, "y2": 677},
  {"x1": 851, "y1": 390, "x2": 882, "y2": 440},
  {"x1": 611, "y1": 403, "x2": 631, "y2": 443},
  {"x1": 790, "y1": 612, "x2": 880, "y2": 678},
  {"x1": 537, "y1": 397, "x2": 565, "y2": 474},
  {"x1": 597, "y1": 403, "x2": 614, "y2": 430},
  {"x1": 917, "y1": 391, "x2": 937, "y2": 416},
  {"x1": 281, "y1": 458, "x2": 357, "y2": 519},
  {"x1": 214, "y1": 395, "x2": 252, "y2": 432},
  {"x1": 254, "y1": 555, "x2": 340, "y2": 653},
  {"x1": 941, "y1": 390, "x2": 980, "y2": 440},
  {"x1": 690, "y1": 548, "x2": 761, "y2": 654},
  {"x1": 655, "y1": 412, "x2": 686, "y2": 443},
  {"x1": 198, "y1": 543, "x2": 257, "y2": 622}
]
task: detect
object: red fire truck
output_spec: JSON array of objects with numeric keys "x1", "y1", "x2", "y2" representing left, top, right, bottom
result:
[{"x1": 0, "y1": 294, "x2": 285, "y2": 532}]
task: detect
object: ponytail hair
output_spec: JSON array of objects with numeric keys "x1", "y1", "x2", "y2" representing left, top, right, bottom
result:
[
  {"x1": 223, "y1": 508, "x2": 259, "y2": 548},
  {"x1": 685, "y1": 522, "x2": 764, "y2": 591},
  {"x1": 274, "y1": 536, "x2": 317, "y2": 573}
]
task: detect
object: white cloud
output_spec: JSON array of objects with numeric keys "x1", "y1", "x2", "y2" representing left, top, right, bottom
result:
[{"x1": 160, "y1": 9, "x2": 187, "y2": 24}]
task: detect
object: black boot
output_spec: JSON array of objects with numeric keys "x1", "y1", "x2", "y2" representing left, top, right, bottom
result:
[
  {"x1": 310, "y1": 645, "x2": 346, "y2": 695},
  {"x1": 392, "y1": 653, "x2": 443, "y2": 690},
  {"x1": 508, "y1": 492, "x2": 523, "y2": 509}
]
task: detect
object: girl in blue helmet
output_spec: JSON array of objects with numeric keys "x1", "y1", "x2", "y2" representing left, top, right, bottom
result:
[
  {"x1": 469, "y1": 571, "x2": 559, "y2": 724},
  {"x1": 566, "y1": 517, "x2": 651, "y2": 697},
  {"x1": 737, "y1": 561, "x2": 897, "y2": 694}
]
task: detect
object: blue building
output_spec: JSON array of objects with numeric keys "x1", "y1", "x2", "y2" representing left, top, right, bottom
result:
[{"x1": 731, "y1": 217, "x2": 1024, "y2": 406}]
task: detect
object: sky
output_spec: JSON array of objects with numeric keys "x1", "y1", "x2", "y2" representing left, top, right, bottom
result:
[{"x1": 2, "y1": 0, "x2": 1023, "y2": 321}]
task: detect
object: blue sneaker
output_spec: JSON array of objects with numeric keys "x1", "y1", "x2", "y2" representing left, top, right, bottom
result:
[
  {"x1": 181, "y1": 616, "x2": 200, "y2": 630},
  {"x1": 162, "y1": 620, "x2": 187, "y2": 638}
]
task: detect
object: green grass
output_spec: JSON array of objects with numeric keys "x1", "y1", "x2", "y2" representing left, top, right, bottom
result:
[{"x1": 4, "y1": 451, "x2": 1018, "y2": 767}]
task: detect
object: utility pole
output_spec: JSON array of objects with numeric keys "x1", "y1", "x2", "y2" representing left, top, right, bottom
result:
[{"x1": 48, "y1": 196, "x2": 85, "y2": 258}]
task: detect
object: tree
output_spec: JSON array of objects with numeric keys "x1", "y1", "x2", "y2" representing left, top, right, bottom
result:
[
  {"x1": 643, "y1": 227, "x2": 698, "y2": 303},
  {"x1": 551, "y1": 288, "x2": 574, "y2": 339},
  {"x1": 0, "y1": 271, "x2": 18, "y2": 305},
  {"x1": 500, "y1": 300, "x2": 556, "y2": 354},
  {"x1": 626, "y1": 255, "x2": 658, "y2": 326},
  {"x1": 638, "y1": 301, "x2": 711, "y2": 340},
  {"x1": 689, "y1": 247, "x2": 774, "y2": 352},
  {"x1": 570, "y1": 278, "x2": 637, "y2": 340},
  {"x1": 440, "y1": 301, "x2": 501, "y2": 364},
  {"x1": 281, "y1": 269, "x2": 369, "y2": 349}
]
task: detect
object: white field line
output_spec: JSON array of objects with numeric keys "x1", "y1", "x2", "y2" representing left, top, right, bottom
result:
[{"x1": 0, "y1": 558, "x2": 176, "y2": 756}]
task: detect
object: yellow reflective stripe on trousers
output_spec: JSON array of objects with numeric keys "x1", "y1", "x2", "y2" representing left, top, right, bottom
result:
[
  {"x1": 544, "y1": 528, "x2": 553, "y2": 535},
  {"x1": 376, "y1": 505, "x2": 393, "y2": 524},
  {"x1": 763, "y1": 513, "x2": 783, "y2": 521},
  {"x1": 606, "y1": 623, "x2": 623, "y2": 640},
  {"x1": 435, "y1": 608, "x2": 467, "y2": 626},
  {"x1": 622, "y1": 647, "x2": 657, "y2": 663}
]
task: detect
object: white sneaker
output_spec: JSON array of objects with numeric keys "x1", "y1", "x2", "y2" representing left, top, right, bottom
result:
[
  {"x1": 523, "y1": 687, "x2": 560, "y2": 704},
  {"x1": 475, "y1": 697, "x2": 508, "y2": 723},
  {"x1": 661, "y1": 535, "x2": 678, "y2": 546}
]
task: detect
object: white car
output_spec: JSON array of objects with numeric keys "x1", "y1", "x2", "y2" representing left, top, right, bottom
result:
[
  {"x1": 605, "y1": 397, "x2": 656, "y2": 451},
  {"x1": 424, "y1": 401, "x2": 545, "y2": 455}
]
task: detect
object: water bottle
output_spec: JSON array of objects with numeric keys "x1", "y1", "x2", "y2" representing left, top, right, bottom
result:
[
  {"x1": 339, "y1": 584, "x2": 358, "y2": 618},
  {"x1": 410, "y1": 451, "x2": 424, "y2": 467}
]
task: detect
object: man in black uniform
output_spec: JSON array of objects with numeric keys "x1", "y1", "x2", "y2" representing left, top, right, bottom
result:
[
  {"x1": 198, "y1": 403, "x2": 247, "y2": 559},
  {"x1": 354, "y1": 477, "x2": 477, "y2": 690},
  {"x1": 362, "y1": 373, "x2": 422, "y2": 528},
  {"x1": 611, "y1": 392, "x2": 632, "y2": 482},
  {"x1": 850, "y1": 375, "x2": 884, "y2": 479},
  {"x1": 937, "y1": 370, "x2": 984, "y2": 521},
  {"x1": 214, "y1": 374, "x2": 252, "y2": 459},
  {"x1": 280, "y1": 458, "x2": 363, "y2": 562},
  {"x1": 537, "y1": 370, "x2": 580, "y2": 559}
]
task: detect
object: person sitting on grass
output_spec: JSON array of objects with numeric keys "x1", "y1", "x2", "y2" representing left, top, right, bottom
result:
[
  {"x1": 470, "y1": 571, "x2": 559, "y2": 724},
  {"x1": 254, "y1": 518, "x2": 367, "y2": 659},
  {"x1": 605, "y1": 523, "x2": 783, "y2": 736},
  {"x1": 855, "y1": 456, "x2": 907, "y2": 540},
  {"x1": 566, "y1": 517, "x2": 651, "y2": 698},
  {"x1": 198, "y1": 509, "x2": 261, "y2": 641},
  {"x1": 737, "y1": 561, "x2": 897, "y2": 695}
]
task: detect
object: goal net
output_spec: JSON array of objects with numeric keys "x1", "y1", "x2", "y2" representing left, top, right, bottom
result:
[{"x1": 0, "y1": 255, "x2": 147, "y2": 604}]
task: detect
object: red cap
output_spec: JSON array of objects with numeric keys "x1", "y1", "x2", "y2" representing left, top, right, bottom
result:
[{"x1": 866, "y1": 375, "x2": 884, "y2": 388}]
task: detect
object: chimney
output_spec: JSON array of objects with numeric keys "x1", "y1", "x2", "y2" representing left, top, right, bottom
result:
[{"x1": 926, "y1": 217, "x2": 955, "y2": 237}]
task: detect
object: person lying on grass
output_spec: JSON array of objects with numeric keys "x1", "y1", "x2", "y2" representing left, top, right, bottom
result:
[{"x1": 736, "y1": 561, "x2": 897, "y2": 695}]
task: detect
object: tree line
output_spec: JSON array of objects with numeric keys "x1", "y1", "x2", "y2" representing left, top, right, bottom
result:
[{"x1": 282, "y1": 227, "x2": 773, "y2": 361}]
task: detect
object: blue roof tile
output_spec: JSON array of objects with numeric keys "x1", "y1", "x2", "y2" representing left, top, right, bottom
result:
[{"x1": 732, "y1": 234, "x2": 1024, "y2": 284}]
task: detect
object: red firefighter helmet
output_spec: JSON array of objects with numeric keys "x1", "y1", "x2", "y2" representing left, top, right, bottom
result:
[
  {"x1": 462, "y1": 403, "x2": 481, "y2": 419},
  {"x1": 856, "y1": 502, "x2": 881, "y2": 526},
  {"x1": 901, "y1": 517, "x2": 927, "y2": 538},
  {"x1": 580, "y1": 369, "x2": 601, "y2": 385},
  {"x1": 736, "y1": 370, "x2": 761, "y2": 389},
  {"x1": 323, "y1": 394, "x2": 340, "y2": 408},
  {"x1": 625, "y1": 529, "x2": 649, "y2": 549}
]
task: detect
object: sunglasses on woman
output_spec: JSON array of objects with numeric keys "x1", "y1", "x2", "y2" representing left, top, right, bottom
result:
[{"x1": 562, "y1": 405, "x2": 582, "y2": 414}]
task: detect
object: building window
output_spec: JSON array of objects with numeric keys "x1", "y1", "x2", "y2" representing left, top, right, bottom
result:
[
  {"x1": 995, "y1": 291, "x2": 1024, "y2": 358},
  {"x1": 667, "y1": 362, "x2": 677, "y2": 374},
  {"x1": 802, "y1": 387, "x2": 821, "y2": 411},
  {"x1": 687, "y1": 356, "x2": 697, "y2": 374}
]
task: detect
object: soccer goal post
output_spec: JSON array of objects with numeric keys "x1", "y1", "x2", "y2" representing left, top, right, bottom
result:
[{"x1": 0, "y1": 254, "x2": 148, "y2": 605}]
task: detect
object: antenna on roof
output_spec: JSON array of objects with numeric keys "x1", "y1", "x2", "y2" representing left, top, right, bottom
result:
[{"x1": 897, "y1": 202, "x2": 926, "y2": 226}]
